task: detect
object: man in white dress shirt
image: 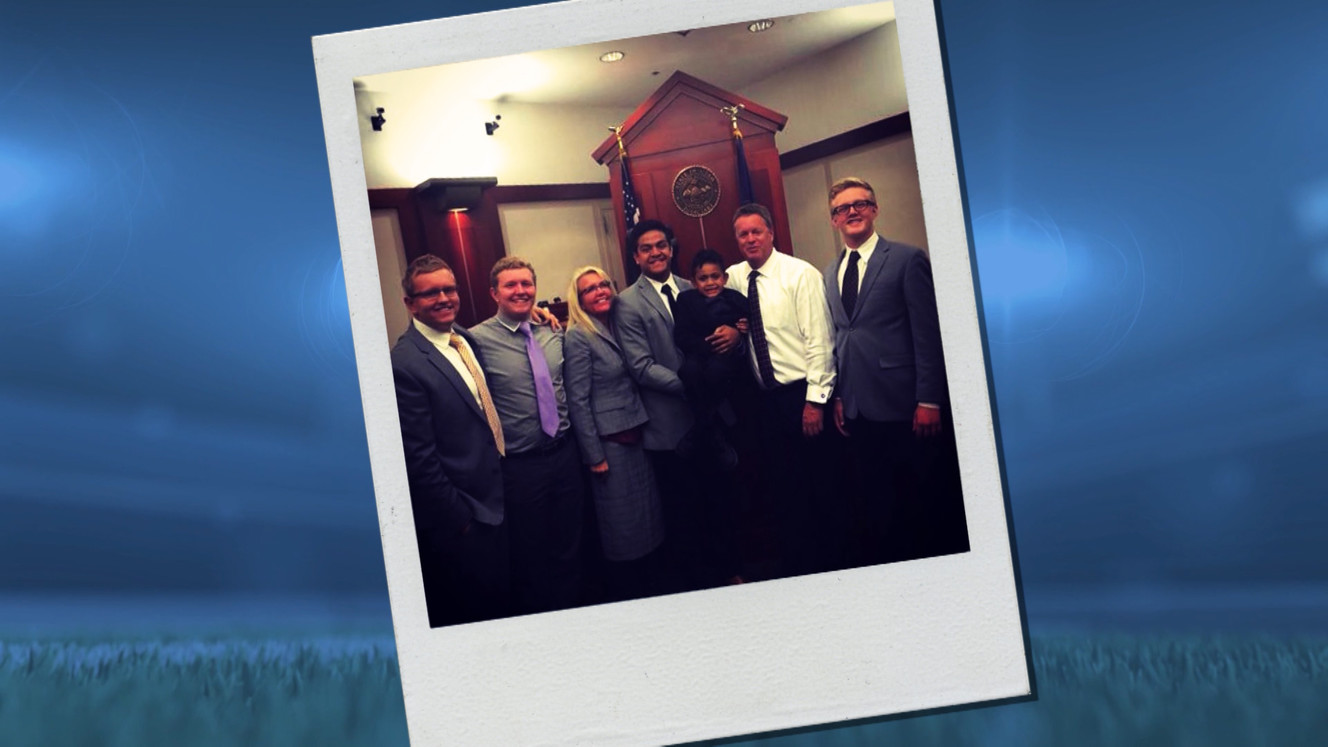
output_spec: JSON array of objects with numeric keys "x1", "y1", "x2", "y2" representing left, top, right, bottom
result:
[{"x1": 726, "y1": 203, "x2": 844, "y2": 577}]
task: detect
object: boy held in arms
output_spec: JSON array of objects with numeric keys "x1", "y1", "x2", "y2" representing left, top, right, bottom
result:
[{"x1": 674, "y1": 249, "x2": 750, "y2": 453}]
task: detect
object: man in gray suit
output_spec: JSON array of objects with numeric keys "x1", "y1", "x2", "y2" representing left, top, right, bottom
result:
[
  {"x1": 823, "y1": 177, "x2": 968, "y2": 564},
  {"x1": 391, "y1": 254, "x2": 511, "y2": 627},
  {"x1": 614, "y1": 220, "x2": 742, "y2": 589},
  {"x1": 614, "y1": 220, "x2": 696, "y2": 454}
]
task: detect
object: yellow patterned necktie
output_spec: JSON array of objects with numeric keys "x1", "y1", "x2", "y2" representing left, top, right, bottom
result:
[{"x1": 449, "y1": 333, "x2": 506, "y2": 456}]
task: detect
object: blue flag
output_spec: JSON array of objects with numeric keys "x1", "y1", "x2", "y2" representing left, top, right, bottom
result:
[{"x1": 734, "y1": 129, "x2": 754, "y2": 205}]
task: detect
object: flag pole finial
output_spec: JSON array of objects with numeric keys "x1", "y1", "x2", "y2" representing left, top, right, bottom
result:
[
  {"x1": 720, "y1": 103, "x2": 746, "y2": 137},
  {"x1": 609, "y1": 124, "x2": 626, "y2": 157}
]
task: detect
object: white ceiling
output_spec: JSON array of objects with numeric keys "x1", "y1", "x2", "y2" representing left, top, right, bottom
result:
[{"x1": 357, "y1": 3, "x2": 895, "y2": 108}]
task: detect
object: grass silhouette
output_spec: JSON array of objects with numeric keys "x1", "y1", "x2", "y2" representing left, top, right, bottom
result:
[{"x1": 1, "y1": 634, "x2": 1325, "y2": 745}]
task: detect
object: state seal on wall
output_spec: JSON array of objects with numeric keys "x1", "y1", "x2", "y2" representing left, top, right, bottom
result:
[{"x1": 671, "y1": 165, "x2": 721, "y2": 218}]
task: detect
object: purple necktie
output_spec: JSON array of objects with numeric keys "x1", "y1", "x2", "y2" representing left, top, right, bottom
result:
[{"x1": 519, "y1": 321, "x2": 560, "y2": 437}]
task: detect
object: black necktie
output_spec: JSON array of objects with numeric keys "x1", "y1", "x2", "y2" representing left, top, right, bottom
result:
[
  {"x1": 747, "y1": 270, "x2": 777, "y2": 389},
  {"x1": 841, "y1": 250, "x2": 861, "y2": 317},
  {"x1": 661, "y1": 283, "x2": 676, "y2": 319}
]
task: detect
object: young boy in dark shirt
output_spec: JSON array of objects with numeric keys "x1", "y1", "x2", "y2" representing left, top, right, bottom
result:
[{"x1": 674, "y1": 250, "x2": 750, "y2": 455}]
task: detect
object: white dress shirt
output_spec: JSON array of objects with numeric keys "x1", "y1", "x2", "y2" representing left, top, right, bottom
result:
[
  {"x1": 836, "y1": 232, "x2": 879, "y2": 294},
  {"x1": 412, "y1": 318, "x2": 483, "y2": 406},
  {"x1": 643, "y1": 274, "x2": 682, "y2": 322},
  {"x1": 726, "y1": 250, "x2": 836, "y2": 404}
]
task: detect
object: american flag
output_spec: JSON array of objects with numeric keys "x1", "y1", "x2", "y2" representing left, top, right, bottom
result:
[{"x1": 620, "y1": 155, "x2": 641, "y2": 233}]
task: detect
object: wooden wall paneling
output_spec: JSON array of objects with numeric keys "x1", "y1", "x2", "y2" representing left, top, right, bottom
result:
[
  {"x1": 368, "y1": 188, "x2": 429, "y2": 262},
  {"x1": 442, "y1": 212, "x2": 486, "y2": 326},
  {"x1": 370, "y1": 183, "x2": 611, "y2": 327},
  {"x1": 467, "y1": 192, "x2": 506, "y2": 326}
]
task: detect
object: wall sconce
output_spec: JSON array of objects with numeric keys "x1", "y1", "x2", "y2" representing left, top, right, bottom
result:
[
  {"x1": 484, "y1": 115, "x2": 502, "y2": 136},
  {"x1": 414, "y1": 177, "x2": 498, "y2": 213},
  {"x1": 370, "y1": 107, "x2": 386, "y2": 131}
]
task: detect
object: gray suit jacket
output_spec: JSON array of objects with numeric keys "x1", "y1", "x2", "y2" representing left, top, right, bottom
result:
[
  {"x1": 563, "y1": 322, "x2": 650, "y2": 466},
  {"x1": 613, "y1": 274, "x2": 695, "y2": 450},
  {"x1": 390, "y1": 324, "x2": 504, "y2": 537},
  {"x1": 824, "y1": 236, "x2": 948, "y2": 422}
]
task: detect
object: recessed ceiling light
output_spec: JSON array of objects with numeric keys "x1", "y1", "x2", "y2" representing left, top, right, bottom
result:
[
  {"x1": 748, "y1": 19, "x2": 775, "y2": 33},
  {"x1": 599, "y1": 51, "x2": 625, "y2": 63}
]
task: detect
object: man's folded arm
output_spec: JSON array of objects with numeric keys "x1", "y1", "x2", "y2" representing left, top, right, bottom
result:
[{"x1": 615, "y1": 304, "x2": 685, "y2": 395}]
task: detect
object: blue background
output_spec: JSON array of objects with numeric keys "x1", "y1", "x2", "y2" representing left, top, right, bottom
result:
[{"x1": 2, "y1": 0, "x2": 1326, "y2": 742}]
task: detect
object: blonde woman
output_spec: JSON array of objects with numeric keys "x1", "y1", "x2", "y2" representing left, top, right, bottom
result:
[{"x1": 563, "y1": 266, "x2": 666, "y2": 601}]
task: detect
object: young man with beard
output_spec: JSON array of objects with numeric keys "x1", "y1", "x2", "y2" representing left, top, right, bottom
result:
[{"x1": 614, "y1": 220, "x2": 744, "y2": 590}]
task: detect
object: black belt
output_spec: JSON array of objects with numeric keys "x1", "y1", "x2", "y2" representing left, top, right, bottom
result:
[{"x1": 506, "y1": 432, "x2": 569, "y2": 458}]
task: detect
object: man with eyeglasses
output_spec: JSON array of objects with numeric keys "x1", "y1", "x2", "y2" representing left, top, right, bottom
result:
[
  {"x1": 391, "y1": 254, "x2": 512, "y2": 627},
  {"x1": 823, "y1": 177, "x2": 967, "y2": 565}
]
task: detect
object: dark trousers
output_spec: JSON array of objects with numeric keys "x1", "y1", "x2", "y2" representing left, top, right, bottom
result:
[
  {"x1": 602, "y1": 546, "x2": 669, "y2": 603},
  {"x1": 502, "y1": 436, "x2": 585, "y2": 615},
  {"x1": 647, "y1": 447, "x2": 742, "y2": 592},
  {"x1": 418, "y1": 519, "x2": 512, "y2": 628},
  {"x1": 679, "y1": 352, "x2": 748, "y2": 431},
  {"x1": 846, "y1": 415, "x2": 969, "y2": 566},
  {"x1": 757, "y1": 381, "x2": 845, "y2": 578}
]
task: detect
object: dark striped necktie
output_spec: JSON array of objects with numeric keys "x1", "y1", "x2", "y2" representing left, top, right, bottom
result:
[{"x1": 747, "y1": 270, "x2": 777, "y2": 389}]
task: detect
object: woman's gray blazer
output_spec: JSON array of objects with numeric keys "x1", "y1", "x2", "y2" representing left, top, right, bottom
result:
[{"x1": 563, "y1": 320, "x2": 664, "y2": 561}]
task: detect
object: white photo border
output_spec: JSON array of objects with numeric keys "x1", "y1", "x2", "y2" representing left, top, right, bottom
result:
[{"x1": 314, "y1": 0, "x2": 1032, "y2": 743}]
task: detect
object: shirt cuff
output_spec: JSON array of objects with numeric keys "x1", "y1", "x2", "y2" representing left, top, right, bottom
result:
[
  {"x1": 806, "y1": 385, "x2": 833, "y2": 404},
  {"x1": 919, "y1": 402, "x2": 940, "y2": 409}
]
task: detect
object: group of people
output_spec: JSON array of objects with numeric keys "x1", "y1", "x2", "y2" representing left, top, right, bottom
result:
[{"x1": 393, "y1": 177, "x2": 966, "y2": 628}]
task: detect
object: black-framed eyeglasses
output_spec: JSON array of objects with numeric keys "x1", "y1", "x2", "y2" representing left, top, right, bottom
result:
[
  {"x1": 577, "y1": 280, "x2": 613, "y2": 297},
  {"x1": 410, "y1": 286, "x2": 458, "y2": 300},
  {"x1": 830, "y1": 200, "x2": 877, "y2": 218}
]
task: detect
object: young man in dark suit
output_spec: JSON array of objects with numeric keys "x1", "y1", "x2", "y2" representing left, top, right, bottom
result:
[
  {"x1": 391, "y1": 254, "x2": 511, "y2": 627},
  {"x1": 823, "y1": 177, "x2": 969, "y2": 565}
]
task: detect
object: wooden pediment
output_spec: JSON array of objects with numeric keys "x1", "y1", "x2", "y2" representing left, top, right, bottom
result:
[{"x1": 593, "y1": 71, "x2": 787, "y2": 165}]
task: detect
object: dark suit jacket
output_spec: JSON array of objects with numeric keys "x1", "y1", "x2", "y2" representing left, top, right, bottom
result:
[
  {"x1": 824, "y1": 236, "x2": 948, "y2": 422},
  {"x1": 673, "y1": 287, "x2": 749, "y2": 360},
  {"x1": 390, "y1": 323, "x2": 504, "y2": 539},
  {"x1": 613, "y1": 274, "x2": 695, "y2": 450}
]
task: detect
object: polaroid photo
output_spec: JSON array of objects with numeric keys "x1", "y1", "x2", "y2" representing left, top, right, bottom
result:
[{"x1": 314, "y1": 0, "x2": 1032, "y2": 742}]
